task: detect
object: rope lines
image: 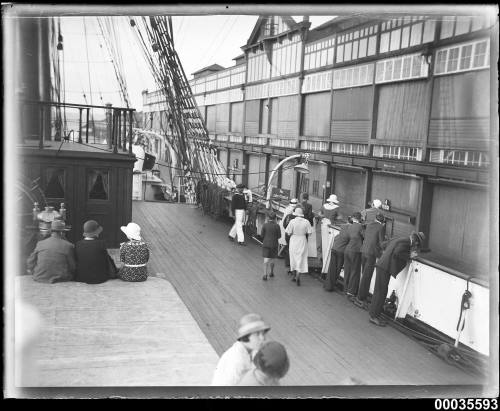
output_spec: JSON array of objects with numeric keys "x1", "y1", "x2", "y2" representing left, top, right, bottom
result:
[
  {"x1": 97, "y1": 16, "x2": 131, "y2": 108},
  {"x1": 128, "y1": 15, "x2": 234, "y2": 193}
]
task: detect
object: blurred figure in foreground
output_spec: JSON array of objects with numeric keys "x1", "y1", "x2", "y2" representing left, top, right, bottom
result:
[
  {"x1": 212, "y1": 313, "x2": 270, "y2": 386},
  {"x1": 238, "y1": 341, "x2": 290, "y2": 386}
]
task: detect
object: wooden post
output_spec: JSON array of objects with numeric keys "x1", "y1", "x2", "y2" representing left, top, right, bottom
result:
[
  {"x1": 106, "y1": 103, "x2": 113, "y2": 148},
  {"x1": 117, "y1": 109, "x2": 122, "y2": 149},
  {"x1": 128, "y1": 110, "x2": 133, "y2": 154},
  {"x1": 122, "y1": 110, "x2": 127, "y2": 152},
  {"x1": 112, "y1": 110, "x2": 118, "y2": 154},
  {"x1": 39, "y1": 105, "x2": 44, "y2": 149},
  {"x1": 85, "y1": 108, "x2": 89, "y2": 143},
  {"x1": 78, "y1": 108, "x2": 83, "y2": 144}
]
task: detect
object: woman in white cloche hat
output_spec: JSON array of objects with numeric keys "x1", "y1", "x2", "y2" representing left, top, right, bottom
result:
[
  {"x1": 318, "y1": 194, "x2": 340, "y2": 275},
  {"x1": 118, "y1": 222, "x2": 150, "y2": 282}
]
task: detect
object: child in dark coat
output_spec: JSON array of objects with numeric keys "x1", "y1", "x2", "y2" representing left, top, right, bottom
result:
[
  {"x1": 75, "y1": 220, "x2": 115, "y2": 284},
  {"x1": 261, "y1": 212, "x2": 281, "y2": 281}
]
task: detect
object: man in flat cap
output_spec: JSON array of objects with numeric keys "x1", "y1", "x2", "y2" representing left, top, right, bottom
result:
[
  {"x1": 26, "y1": 220, "x2": 75, "y2": 283},
  {"x1": 368, "y1": 231, "x2": 425, "y2": 326}
]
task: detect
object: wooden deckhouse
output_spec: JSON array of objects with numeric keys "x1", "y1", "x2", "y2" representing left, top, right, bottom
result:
[{"x1": 11, "y1": 17, "x2": 136, "y2": 250}]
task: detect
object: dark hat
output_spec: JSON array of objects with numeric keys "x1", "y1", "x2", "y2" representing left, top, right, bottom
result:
[
  {"x1": 83, "y1": 220, "x2": 103, "y2": 238},
  {"x1": 411, "y1": 231, "x2": 426, "y2": 245},
  {"x1": 253, "y1": 341, "x2": 290, "y2": 379},
  {"x1": 236, "y1": 183, "x2": 245, "y2": 189},
  {"x1": 268, "y1": 211, "x2": 276, "y2": 220},
  {"x1": 375, "y1": 213, "x2": 385, "y2": 223},
  {"x1": 352, "y1": 212, "x2": 362, "y2": 221},
  {"x1": 50, "y1": 220, "x2": 69, "y2": 232}
]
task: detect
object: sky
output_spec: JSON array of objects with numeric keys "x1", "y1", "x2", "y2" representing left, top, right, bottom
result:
[{"x1": 60, "y1": 15, "x2": 336, "y2": 110}]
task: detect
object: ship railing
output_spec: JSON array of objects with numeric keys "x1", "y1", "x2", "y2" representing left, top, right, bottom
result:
[{"x1": 20, "y1": 100, "x2": 136, "y2": 155}]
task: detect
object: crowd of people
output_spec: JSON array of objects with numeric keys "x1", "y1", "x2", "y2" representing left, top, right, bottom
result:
[
  {"x1": 24, "y1": 189, "x2": 425, "y2": 386},
  {"x1": 26, "y1": 219, "x2": 150, "y2": 285},
  {"x1": 230, "y1": 191, "x2": 426, "y2": 328}
]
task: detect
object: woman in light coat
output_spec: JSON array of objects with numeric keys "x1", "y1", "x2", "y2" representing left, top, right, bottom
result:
[
  {"x1": 318, "y1": 194, "x2": 340, "y2": 274},
  {"x1": 285, "y1": 207, "x2": 313, "y2": 286}
]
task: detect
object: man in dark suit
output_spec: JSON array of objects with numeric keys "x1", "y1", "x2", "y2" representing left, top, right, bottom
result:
[
  {"x1": 343, "y1": 212, "x2": 364, "y2": 299},
  {"x1": 324, "y1": 221, "x2": 351, "y2": 292},
  {"x1": 300, "y1": 193, "x2": 314, "y2": 226},
  {"x1": 353, "y1": 213, "x2": 386, "y2": 310},
  {"x1": 368, "y1": 231, "x2": 425, "y2": 326}
]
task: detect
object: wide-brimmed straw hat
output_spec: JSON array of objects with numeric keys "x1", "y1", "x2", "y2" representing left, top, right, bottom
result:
[
  {"x1": 237, "y1": 313, "x2": 271, "y2": 340},
  {"x1": 121, "y1": 222, "x2": 142, "y2": 241},
  {"x1": 293, "y1": 207, "x2": 304, "y2": 217},
  {"x1": 289, "y1": 198, "x2": 298, "y2": 204},
  {"x1": 50, "y1": 220, "x2": 70, "y2": 232},
  {"x1": 83, "y1": 220, "x2": 103, "y2": 238},
  {"x1": 326, "y1": 194, "x2": 339, "y2": 204}
]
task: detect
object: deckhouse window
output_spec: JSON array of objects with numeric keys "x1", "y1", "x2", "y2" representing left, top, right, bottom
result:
[
  {"x1": 88, "y1": 169, "x2": 109, "y2": 200},
  {"x1": 45, "y1": 168, "x2": 65, "y2": 199}
]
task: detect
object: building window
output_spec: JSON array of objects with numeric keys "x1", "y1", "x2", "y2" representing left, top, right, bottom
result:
[
  {"x1": 336, "y1": 23, "x2": 378, "y2": 63},
  {"x1": 88, "y1": 169, "x2": 109, "y2": 200},
  {"x1": 440, "y1": 15, "x2": 489, "y2": 39},
  {"x1": 373, "y1": 145, "x2": 422, "y2": 161},
  {"x1": 45, "y1": 168, "x2": 65, "y2": 198},
  {"x1": 473, "y1": 40, "x2": 488, "y2": 67},
  {"x1": 379, "y1": 16, "x2": 434, "y2": 55},
  {"x1": 434, "y1": 39, "x2": 490, "y2": 76},
  {"x1": 271, "y1": 35, "x2": 301, "y2": 77},
  {"x1": 332, "y1": 143, "x2": 368, "y2": 156},
  {"x1": 430, "y1": 149, "x2": 489, "y2": 167},
  {"x1": 312, "y1": 180, "x2": 320, "y2": 196},
  {"x1": 301, "y1": 140, "x2": 329, "y2": 151},
  {"x1": 333, "y1": 63, "x2": 374, "y2": 89},
  {"x1": 375, "y1": 53, "x2": 428, "y2": 84}
]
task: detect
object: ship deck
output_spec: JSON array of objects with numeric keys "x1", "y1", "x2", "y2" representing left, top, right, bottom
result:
[{"x1": 12, "y1": 201, "x2": 485, "y2": 398}]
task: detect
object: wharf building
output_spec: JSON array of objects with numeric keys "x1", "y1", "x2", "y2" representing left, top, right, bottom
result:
[{"x1": 141, "y1": 14, "x2": 496, "y2": 286}]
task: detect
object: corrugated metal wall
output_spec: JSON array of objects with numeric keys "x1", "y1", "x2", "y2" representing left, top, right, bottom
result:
[
  {"x1": 218, "y1": 149, "x2": 228, "y2": 171},
  {"x1": 247, "y1": 154, "x2": 265, "y2": 193},
  {"x1": 331, "y1": 86, "x2": 373, "y2": 142},
  {"x1": 215, "y1": 103, "x2": 230, "y2": 134},
  {"x1": 206, "y1": 105, "x2": 216, "y2": 132},
  {"x1": 428, "y1": 184, "x2": 489, "y2": 272},
  {"x1": 429, "y1": 70, "x2": 490, "y2": 150},
  {"x1": 230, "y1": 102, "x2": 244, "y2": 133},
  {"x1": 376, "y1": 80, "x2": 430, "y2": 144},
  {"x1": 302, "y1": 92, "x2": 331, "y2": 137},
  {"x1": 333, "y1": 168, "x2": 366, "y2": 216},
  {"x1": 277, "y1": 95, "x2": 299, "y2": 136},
  {"x1": 244, "y1": 99, "x2": 260, "y2": 136},
  {"x1": 371, "y1": 173, "x2": 420, "y2": 238}
]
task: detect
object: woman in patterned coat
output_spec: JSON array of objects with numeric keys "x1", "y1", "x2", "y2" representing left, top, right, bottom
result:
[{"x1": 118, "y1": 222, "x2": 149, "y2": 282}]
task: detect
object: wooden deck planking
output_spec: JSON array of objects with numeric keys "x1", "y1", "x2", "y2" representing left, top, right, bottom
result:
[
  {"x1": 132, "y1": 201, "x2": 479, "y2": 386},
  {"x1": 17, "y1": 276, "x2": 219, "y2": 386}
]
